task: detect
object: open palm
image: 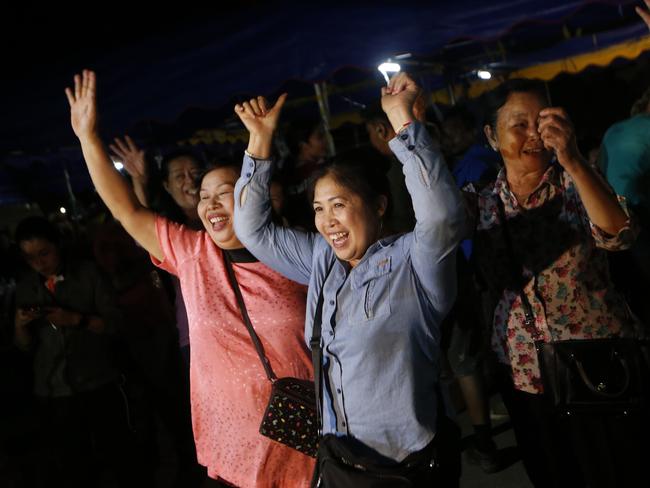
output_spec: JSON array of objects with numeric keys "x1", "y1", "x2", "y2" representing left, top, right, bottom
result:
[
  {"x1": 110, "y1": 135, "x2": 147, "y2": 180},
  {"x1": 65, "y1": 70, "x2": 98, "y2": 139}
]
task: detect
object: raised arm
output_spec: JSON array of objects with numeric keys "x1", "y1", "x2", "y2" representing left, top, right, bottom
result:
[
  {"x1": 383, "y1": 73, "x2": 466, "y2": 313},
  {"x1": 109, "y1": 135, "x2": 149, "y2": 207},
  {"x1": 233, "y1": 94, "x2": 317, "y2": 285},
  {"x1": 538, "y1": 107, "x2": 629, "y2": 236},
  {"x1": 65, "y1": 70, "x2": 162, "y2": 260}
]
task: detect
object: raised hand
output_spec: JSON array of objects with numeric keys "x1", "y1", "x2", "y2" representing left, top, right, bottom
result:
[
  {"x1": 63, "y1": 70, "x2": 163, "y2": 261},
  {"x1": 636, "y1": 0, "x2": 650, "y2": 29},
  {"x1": 235, "y1": 94, "x2": 287, "y2": 159},
  {"x1": 539, "y1": 109, "x2": 628, "y2": 237},
  {"x1": 537, "y1": 107, "x2": 583, "y2": 170},
  {"x1": 381, "y1": 72, "x2": 421, "y2": 133},
  {"x1": 65, "y1": 70, "x2": 98, "y2": 140},
  {"x1": 109, "y1": 135, "x2": 147, "y2": 181},
  {"x1": 235, "y1": 94, "x2": 287, "y2": 137}
]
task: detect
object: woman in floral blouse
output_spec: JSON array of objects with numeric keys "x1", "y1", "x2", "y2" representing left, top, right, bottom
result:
[{"x1": 467, "y1": 79, "x2": 643, "y2": 488}]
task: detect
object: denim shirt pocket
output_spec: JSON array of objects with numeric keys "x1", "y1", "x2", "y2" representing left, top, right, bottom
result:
[{"x1": 351, "y1": 256, "x2": 392, "y2": 322}]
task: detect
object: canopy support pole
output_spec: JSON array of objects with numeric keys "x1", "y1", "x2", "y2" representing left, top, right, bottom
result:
[
  {"x1": 544, "y1": 81, "x2": 553, "y2": 105},
  {"x1": 62, "y1": 164, "x2": 78, "y2": 219},
  {"x1": 313, "y1": 82, "x2": 336, "y2": 157},
  {"x1": 446, "y1": 83, "x2": 457, "y2": 106}
]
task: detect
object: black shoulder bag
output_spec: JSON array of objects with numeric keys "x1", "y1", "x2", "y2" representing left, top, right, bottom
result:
[
  {"x1": 497, "y1": 199, "x2": 650, "y2": 416},
  {"x1": 309, "y1": 259, "x2": 461, "y2": 488},
  {"x1": 223, "y1": 251, "x2": 318, "y2": 457}
]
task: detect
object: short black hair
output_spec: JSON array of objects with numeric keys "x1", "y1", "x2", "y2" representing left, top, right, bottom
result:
[
  {"x1": 443, "y1": 104, "x2": 477, "y2": 131},
  {"x1": 14, "y1": 216, "x2": 60, "y2": 246},
  {"x1": 361, "y1": 101, "x2": 390, "y2": 126},
  {"x1": 482, "y1": 78, "x2": 548, "y2": 129},
  {"x1": 284, "y1": 118, "x2": 323, "y2": 156},
  {"x1": 196, "y1": 158, "x2": 242, "y2": 189},
  {"x1": 306, "y1": 147, "x2": 392, "y2": 219}
]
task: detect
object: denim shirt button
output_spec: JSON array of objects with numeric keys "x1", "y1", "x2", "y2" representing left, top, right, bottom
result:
[
  {"x1": 400, "y1": 133, "x2": 408, "y2": 140},
  {"x1": 245, "y1": 172, "x2": 252, "y2": 178},
  {"x1": 329, "y1": 300, "x2": 335, "y2": 306},
  {"x1": 336, "y1": 388, "x2": 341, "y2": 394},
  {"x1": 329, "y1": 331, "x2": 334, "y2": 336},
  {"x1": 407, "y1": 144, "x2": 415, "y2": 151}
]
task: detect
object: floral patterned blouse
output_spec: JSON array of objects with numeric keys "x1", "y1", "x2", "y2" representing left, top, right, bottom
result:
[{"x1": 467, "y1": 164, "x2": 636, "y2": 394}]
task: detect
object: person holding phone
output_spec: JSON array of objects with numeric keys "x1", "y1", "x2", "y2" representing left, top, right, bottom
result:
[{"x1": 14, "y1": 216, "x2": 148, "y2": 488}]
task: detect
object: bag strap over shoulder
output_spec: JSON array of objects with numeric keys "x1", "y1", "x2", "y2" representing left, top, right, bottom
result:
[
  {"x1": 309, "y1": 258, "x2": 336, "y2": 433},
  {"x1": 496, "y1": 198, "x2": 536, "y2": 327},
  {"x1": 223, "y1": 251, "x2": 277, "y2": 382}
]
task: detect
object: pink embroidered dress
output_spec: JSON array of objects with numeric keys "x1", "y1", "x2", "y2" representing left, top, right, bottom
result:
[{"x1": 152, "y1": 216, "x2": 315, "y2": 487}]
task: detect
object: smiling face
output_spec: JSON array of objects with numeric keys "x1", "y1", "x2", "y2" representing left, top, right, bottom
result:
[
  {"x1": 485, "y1": 91, "x2": 553, "y2": 172},
  {"x1": 163, "y1": 156, "x2": 201, "y2": 211},
  {"x1": 197, "y1": 167, "x2": 243, "y2": 250},
  {"x1": 313, "y1": 174, "x2": 386, "y2": 268}
]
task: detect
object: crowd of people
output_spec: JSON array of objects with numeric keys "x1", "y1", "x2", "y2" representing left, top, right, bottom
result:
[{"x1": 1, "y1": 6, "x2": 649, "y2": 488}]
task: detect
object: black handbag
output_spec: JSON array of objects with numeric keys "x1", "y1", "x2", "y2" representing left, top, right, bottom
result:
[
  {"x1": 223, "y1": 252, "x2": 318, "y2": 457},
  {"x1": 496, "y1": 199, "x2": 650, "y2": 416},
  {"x1": 314, "y1": 434, "x2": 436, "y2": 488},
  {"x1": 309, "y1": 259, "x2": 461, "y2": 487},
  {"x1": 536, "y1": 338, "x2": 650, "y2": 415},
  {"x1": 312, "y1": 418, "x2": 461, "y2": 488}
]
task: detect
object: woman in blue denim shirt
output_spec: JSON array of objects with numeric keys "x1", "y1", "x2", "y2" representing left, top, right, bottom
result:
[{"x1": 234, "y1": 73, "x2": 466, "y2": 487}]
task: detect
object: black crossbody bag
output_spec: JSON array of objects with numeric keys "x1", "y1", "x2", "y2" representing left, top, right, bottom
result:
[
  {"x1": 309, "y1": 259, "x2": 461, "y2": 488},
  {"x1": 496, "y1": 199, "x2": 650, "y2": 416},
  {"x1": 223, "y1": 251, "x2": 318, "y2": 457}
]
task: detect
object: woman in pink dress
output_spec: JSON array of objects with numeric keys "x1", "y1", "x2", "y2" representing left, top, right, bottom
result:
[{"x1": 65, "y1": 70, "x2": 314, "y2": 488}]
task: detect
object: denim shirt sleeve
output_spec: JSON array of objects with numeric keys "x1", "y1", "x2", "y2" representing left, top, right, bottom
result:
[
  {"x1": 233, "y1": 153, "x2": 316, "y2": 285},
  {"x1": 388, "y1": 122, "x2": 466, "y2": 314}
]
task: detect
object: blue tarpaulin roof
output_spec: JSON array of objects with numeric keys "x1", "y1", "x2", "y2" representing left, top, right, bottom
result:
[{"x1": 1, "y1": 0, "x2": 648, "y2": 205}]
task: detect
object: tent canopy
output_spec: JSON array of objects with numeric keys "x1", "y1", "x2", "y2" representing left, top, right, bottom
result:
[{"x1": 1, "y1": 0, "x2": 648, "y2": 206}]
